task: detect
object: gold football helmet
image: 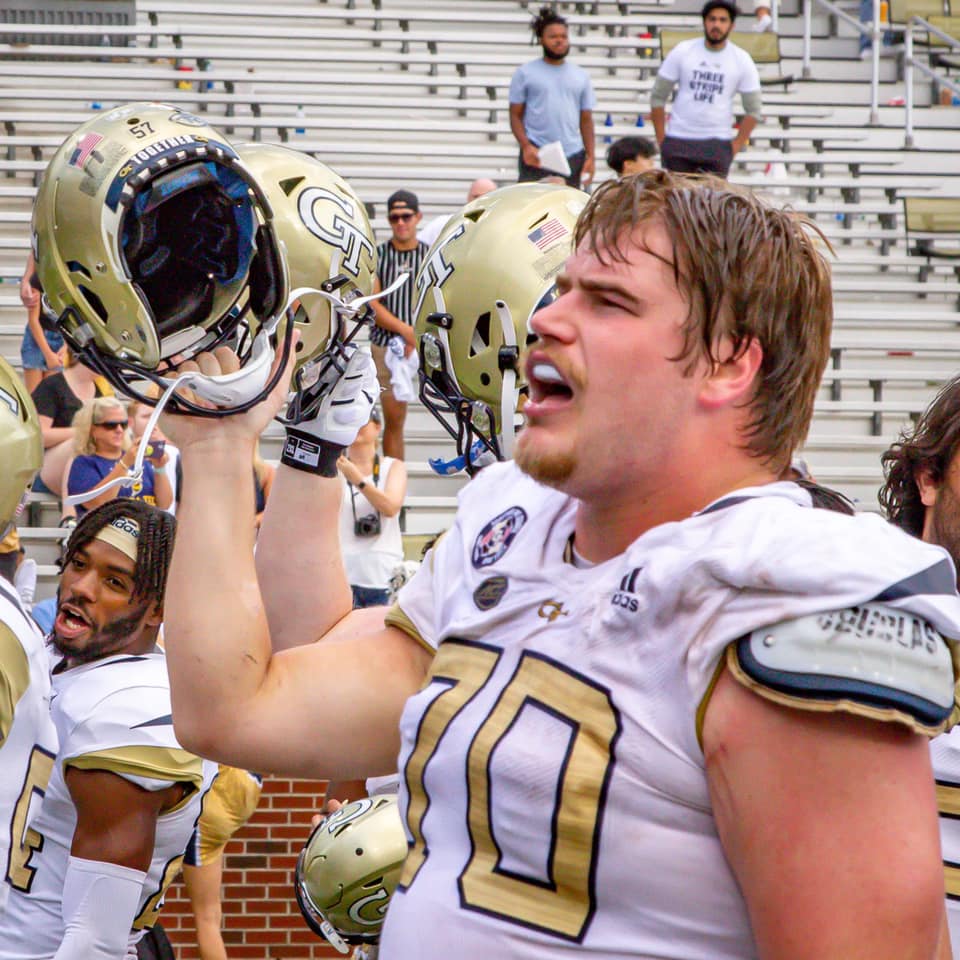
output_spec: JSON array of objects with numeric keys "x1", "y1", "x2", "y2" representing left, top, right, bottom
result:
[
  {"x1": 295, "y1": 796, "x2": 408, "y2": 954},
  {"x1": 32, "y1": 102, "x2": 287, "y2": 414},
  {"x1": 0, "y1": 358, "x2": 42, "y2": 538},
  {"x1": 235, "y1": 143, "x2": 377, "y2": 419},
  {"x1": 413, "y1": 182, "x2": 587, "y2": 473}
]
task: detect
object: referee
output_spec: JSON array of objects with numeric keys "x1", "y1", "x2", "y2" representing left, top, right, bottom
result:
[{"x1": 370, "y1": 189, "x2": 429, "y2": 460}]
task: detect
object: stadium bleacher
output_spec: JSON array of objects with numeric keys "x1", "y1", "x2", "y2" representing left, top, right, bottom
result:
[{"x1": 1, "y1": 0, "x2": 959, "y2": 610}]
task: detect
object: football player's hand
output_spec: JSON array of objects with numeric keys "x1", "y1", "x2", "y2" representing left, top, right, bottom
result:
[
  {"x1": 289, "y1": 346, "x2": 378, "y2": 448},
  {"x1": 160, "y1": 340, "x2": 296, "y2": 452}
]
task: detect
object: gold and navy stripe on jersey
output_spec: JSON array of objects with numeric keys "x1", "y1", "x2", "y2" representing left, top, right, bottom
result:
[{"x1": 66, "y1": 745, "x2": 205, "y2": 790}]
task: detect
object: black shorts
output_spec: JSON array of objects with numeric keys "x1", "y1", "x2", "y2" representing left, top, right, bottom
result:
[{"x1": 660, "y1": 136, "x2": 734, "y2": 178}]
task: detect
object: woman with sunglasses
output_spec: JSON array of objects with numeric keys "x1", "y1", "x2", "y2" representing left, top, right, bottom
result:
[{"x1": 66, "y1": 397, "x2": 173, "y2": 518}]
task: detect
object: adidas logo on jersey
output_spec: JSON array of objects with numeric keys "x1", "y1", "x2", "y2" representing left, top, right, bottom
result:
[{"x1": 611, "y1": 567, "x2": 642, "y2": 613}]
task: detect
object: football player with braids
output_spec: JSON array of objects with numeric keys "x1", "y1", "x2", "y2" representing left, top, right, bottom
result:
[
  {"x1": 0, "y1": 357, "x2": 58, "y2": 916},
  {"x1": 880, "y1": 375, "x2": 960, "y2": 958},
  {"x1": 159, "y1": 170, "x2": 960, "y2": 959},
  {"x1": 0, "y1": 498, "x2": 215, "y2": 959}
]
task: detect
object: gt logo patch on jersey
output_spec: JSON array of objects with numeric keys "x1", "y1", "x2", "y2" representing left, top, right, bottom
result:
[
  {"x1": 297, "y1": 186, "x2": 375, "y2": 277},
  {"x1": 473, "y1": 576, "x2": 509, "y2": 611},
  {"x1": 472, "y1": 507, "x2": 527, "y2": 569}
]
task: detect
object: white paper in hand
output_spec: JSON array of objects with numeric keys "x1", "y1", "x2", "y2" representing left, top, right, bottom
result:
[{"x1": 538, "y1": 140, "x2": 571, "y2": 177}]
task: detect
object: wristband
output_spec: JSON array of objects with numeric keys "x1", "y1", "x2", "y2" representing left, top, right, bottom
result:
[{"x1": 281, "y1": 431, "x2": 343, "y2": 477}]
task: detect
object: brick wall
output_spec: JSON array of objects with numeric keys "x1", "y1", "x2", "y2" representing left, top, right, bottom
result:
[{"x1": 160, "y1": 776, "x2": 340, "y2": 959}]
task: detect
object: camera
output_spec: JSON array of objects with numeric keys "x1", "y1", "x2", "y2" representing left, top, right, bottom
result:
[{"x1": 354, "y1": 514, "x2": 381, "y2": 538}]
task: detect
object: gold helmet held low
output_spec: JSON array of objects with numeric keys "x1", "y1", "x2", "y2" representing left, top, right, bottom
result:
[
  {"x1": 413, "y1": 182, "x2": 587, "y2": 474},
  {"x1": 295, "y1": 796, "x2": 408, "y2": 955},
  {"x1": 32, "y1": 102, "x2": 287, "y2": 415},
  {"x1": 0, "y1": 358, "x2": 42, "y2": 538},
  {"x1": 235, "y1": 143, "x2": 376, "y2": 419}
]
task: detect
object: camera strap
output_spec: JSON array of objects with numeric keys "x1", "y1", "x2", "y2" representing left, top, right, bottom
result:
[{"x1": 349, "y1": 454, "x2": 381, "y2": 524}]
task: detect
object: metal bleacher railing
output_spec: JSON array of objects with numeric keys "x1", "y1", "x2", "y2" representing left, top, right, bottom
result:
[{"x1": 904, "y1": 15, "x2": 960, "y2": 145}]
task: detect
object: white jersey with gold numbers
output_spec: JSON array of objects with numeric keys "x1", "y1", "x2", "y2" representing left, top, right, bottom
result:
[
  {"x1": 382, "y1": 462, "x2": 960, "y2": 960},
  {"x1": 0, "y1": 579, "x2": 57, "y2": 918},
  {"x1": 0, "y1": 651, "x2": 214, "y2": 957}
]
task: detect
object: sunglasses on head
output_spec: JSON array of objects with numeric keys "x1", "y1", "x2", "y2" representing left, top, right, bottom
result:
[
  {"x1": 96, "y1": 419, "x2": 128, "y2": 430},
  {"x1": 388, "y1": 211, "x2": 415, "y2": 223}
]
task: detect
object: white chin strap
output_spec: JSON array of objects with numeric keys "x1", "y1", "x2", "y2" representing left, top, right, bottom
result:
[{"x1": 494, "y1": 299, "x2": 519, "y2": 460}]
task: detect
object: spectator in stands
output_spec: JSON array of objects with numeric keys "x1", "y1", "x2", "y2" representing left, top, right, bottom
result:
[
  {"x1": 753, "y1": 0, "x2": 773, "y2": 32},
  {"x1": 19, "y1": 250, "x2": 63, "y2": 394},
  {"x1": 129, "y1": 399, "x2": 180, "y2": 515},
  {"x1": 858, "y1": 0, "x2": 896, "y2": 58},
  {"x1": 66, "y1": 397, "x2": 172, "y2": 518},
  {"x1": 418, "y1": 178, "x2": 498, "y2": 248},
  {"x1": 651, "y1": 0, "x2": 763, "y2": 178},
  {"x1": 879, "y1": 375, "x2": 960, "y2": 958},
  {"x1": 369, "y1": 189, "x2": 429, "y2": 460},
  {"x1": 337, "y1": 407, "x2": 407, "y2": 608},
  {"x1": 509, "y1": 5, "x2": 597, "y2": 188},
  {"x1": 606, "y1": 136, "x2": 659, "y2": 176},
  {"x1": 31, "y1": 348, "x2": 113, "y2": 509}
]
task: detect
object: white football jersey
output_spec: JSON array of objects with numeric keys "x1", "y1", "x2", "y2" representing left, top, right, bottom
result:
[
  {"x1": 0, "y1": 651, "x2": 215, "y2": 957},
  {"x1": 0, "y1": 579, "x2": 57, "y2": 917},
  {"x1": 931, "y1": 732, "x2": 960, "y2": 957},
  {"x1": 382, "y1": 462, "x2": 960, "y2": 959}
]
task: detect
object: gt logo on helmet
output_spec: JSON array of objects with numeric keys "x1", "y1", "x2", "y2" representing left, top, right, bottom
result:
[{"x1": 298, "y1": 187, "x2": 375, "y2": 278}]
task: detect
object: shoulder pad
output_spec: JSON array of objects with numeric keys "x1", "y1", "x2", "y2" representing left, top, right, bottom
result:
[{"x1": 729, "y1": 604, "x2": 956, "y2": 734}]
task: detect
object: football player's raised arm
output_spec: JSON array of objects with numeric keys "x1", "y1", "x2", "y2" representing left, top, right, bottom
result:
[{"x1": 704, "y1": 668, "x2": 945, "y2": 960}]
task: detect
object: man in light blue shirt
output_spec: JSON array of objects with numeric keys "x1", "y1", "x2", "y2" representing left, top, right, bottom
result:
[{"x1": 509, "y1": 5, "x2": 596, "y2": 188}]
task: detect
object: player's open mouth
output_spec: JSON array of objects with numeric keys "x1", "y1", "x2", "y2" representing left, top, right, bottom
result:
[
  {"x1": 525, "y1": 354, "x2": 574, "y2": 416},
  {"x1": 54, "y1": 603, "x2": 93, "y2": 640}
]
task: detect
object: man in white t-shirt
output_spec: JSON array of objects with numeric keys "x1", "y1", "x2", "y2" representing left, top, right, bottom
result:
[{"x1": 651, "y1": 0, "x2": 763, "y2": 178}]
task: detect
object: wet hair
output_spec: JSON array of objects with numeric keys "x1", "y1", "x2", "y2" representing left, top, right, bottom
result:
[
  {"x1": 606, "y1": 136, "x2": 659, "y2": 175},
  {"x1": 574, "y1": 170, "x2": 834, "y2": 473},
  {"x1": 702, "y1": 0, "x2": 739, "y2": 20},
  {"x1": 531, "y1": 4, "x2": 567, "y2": 38},
  {"x1": 60, "y1": 499, "x2": 177, "y2": 605},
  {"x1": 879, "y1": 375, "x2": 960, "y2": 536}
]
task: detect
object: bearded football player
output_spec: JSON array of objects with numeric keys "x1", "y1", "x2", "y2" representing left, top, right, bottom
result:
[{"x1": 0, "y1": 499, "x2": 215, "y2": 959}]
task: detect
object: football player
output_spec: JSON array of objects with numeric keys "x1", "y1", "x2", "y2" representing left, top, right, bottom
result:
[
  {"x1": 881, "y1": 375, "x2": 960, "y2": 958},
  {"x1": 0, "y1": 499, "x2": 215, "y2": 958},
  {"x1": 0, "y1": 357, "x2": 58, "y2": 917},
  {"x1": 147, "y1": 173, "x2": 960, "y2": 958}
]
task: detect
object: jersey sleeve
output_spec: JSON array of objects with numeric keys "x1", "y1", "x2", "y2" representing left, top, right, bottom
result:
[
  {"x1": 386, "y1": 531, "x2": 452, "y2": 654},
  {"x1": 0, "y1": 622, "x2": 30, "y2": 744},
  {"x1": 60, "y1": 683, "x2": 205, "y2": 793}
]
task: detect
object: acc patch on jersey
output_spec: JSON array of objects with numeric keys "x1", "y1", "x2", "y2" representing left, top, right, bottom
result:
[
  {"x1": 473, "y1": 575, "x2": 509, "y2": 611},
  {"x1": 471, "y1": 507, "x2": 526, "y2": 569}
]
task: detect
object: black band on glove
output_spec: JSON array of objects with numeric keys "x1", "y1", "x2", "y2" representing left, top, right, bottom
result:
[{"x1": 281, "y1": 432, "x2": 344, "y2": 478}]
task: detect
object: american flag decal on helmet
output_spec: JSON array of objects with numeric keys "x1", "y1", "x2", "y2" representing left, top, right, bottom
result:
[
  {"x1": 69, "y1": 132, "x2": 104, "y2": 169},
  {"x1": 527, "y1": 217, "x2": 569, "y2": 252}
]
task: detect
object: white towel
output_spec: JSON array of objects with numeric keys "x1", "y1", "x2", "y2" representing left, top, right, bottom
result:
[{"x1": 384, "y1": 335, "x2": 420, "y2": 402}]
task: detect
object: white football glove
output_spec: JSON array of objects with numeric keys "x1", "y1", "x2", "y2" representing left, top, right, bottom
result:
[{"x1": 281, "y1": 346, "x2": 380, "y2": 476}]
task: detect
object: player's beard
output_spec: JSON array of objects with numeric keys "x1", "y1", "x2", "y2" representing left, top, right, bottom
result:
[
  {"x1": 514, "y1": 431, "x2": 577, "y2": 488},
  {"x1": 928, "y1": 484, "x2": 960, "y2": 589},
  {"x1": 704, "y1": 23, "x2": 732, "y2": 45},
  {"x1": 51, "y1": 595, "x2": 152, "y2": 665},
  {"x1": 542, "y1": 41, "x2": 569, "y2": 62}
]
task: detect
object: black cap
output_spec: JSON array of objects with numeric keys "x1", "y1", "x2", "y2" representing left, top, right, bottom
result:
[
  {"x1": 387, "y1": 189, "x2": 419, "y2": 213},
  {"x1": 702, "y1": 0, "x2": 738, "y2": 19}
]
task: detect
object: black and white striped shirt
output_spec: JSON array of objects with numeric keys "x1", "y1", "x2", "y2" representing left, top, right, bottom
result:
[{"x1": 372, "y1": 240, "x2": 429, "y2": 347}]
